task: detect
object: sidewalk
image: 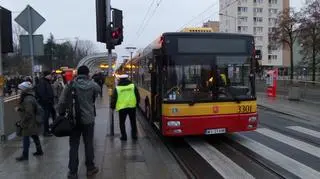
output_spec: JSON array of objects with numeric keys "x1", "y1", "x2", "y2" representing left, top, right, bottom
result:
[
  {"x1": 0, "y1": 90, "x2": 186, "y2": 179},
  {"x1": 257, "y1": 92, "x2": 320, "y2": 124}
]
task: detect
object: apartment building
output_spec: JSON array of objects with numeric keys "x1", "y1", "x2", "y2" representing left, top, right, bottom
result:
[
  {"x1": 219, "y1": 0, "x2": 290, "y2": 67},
  {"x1": 203, "y1": 20, "x2": 220, "y2": 32}
]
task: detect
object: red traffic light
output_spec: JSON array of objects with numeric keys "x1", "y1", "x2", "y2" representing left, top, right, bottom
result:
[{"x1": 112, "y1": 28, "x2": 122, "y2": 39}]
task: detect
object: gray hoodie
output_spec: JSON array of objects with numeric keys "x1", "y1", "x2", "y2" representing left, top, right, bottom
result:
[{"x1": 58, "y1": 75, "x2": 101, "y2": 125}]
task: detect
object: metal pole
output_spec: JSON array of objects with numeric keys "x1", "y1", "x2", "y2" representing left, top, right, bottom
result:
[
  {"x1": 130, "y1": 51, "x2": 133, "y2": 80},
  {"x1": 0, "y1": 24, "x2": 5, "y2": 140},
  {"x1": 27, "y1": 6, "x2": 35, "y2": 84},
  {"x1": 106, "y1": 0, "x2": 114, "y2": 136}
]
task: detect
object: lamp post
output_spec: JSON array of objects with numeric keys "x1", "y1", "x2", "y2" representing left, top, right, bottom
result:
[
  {"x1": 219, "y1": 13, "x2": 237, "y2": 33},
  {"x1": 121, "y1": 55, "x2": 129, "y2": 74},
  {"x1": 125, "y1": 47, "x2": 137, "y2": 80}
]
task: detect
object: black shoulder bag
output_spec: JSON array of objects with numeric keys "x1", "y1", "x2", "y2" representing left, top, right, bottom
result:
[{"x1": 51, "y1": 83, "x2": 79, "y2": 137}]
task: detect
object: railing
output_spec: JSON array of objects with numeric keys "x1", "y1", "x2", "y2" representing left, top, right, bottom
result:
[
  {"x1": 1, "y1": 95, "x2": 20, "y2": 141},
  {"x1": 256, "y1": 78, "x2": 320, "y2": 103}
]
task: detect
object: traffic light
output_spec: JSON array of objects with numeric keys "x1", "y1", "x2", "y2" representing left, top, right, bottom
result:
[
  {"x1": 111, "y1": 8, "x2": 123, "y2": 46},
  {"x1": 0, "y1": 6, "x2": 13, "y2": 53},
  {"x1": 95, "y1": 0, "x2": 106, "y2": 43},
  {"x1": 111, "y1": 27, "x2": 123, "y2": 45}
]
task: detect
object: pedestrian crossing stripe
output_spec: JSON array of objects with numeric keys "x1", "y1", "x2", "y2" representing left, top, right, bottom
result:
[
  {"x1": 256, "y1": 128, "x2": 320, "y2": 159},
  {"x1": 186, "y1": 138, "x2": 254, "y2": 179},
  {"x1": 229, "y1": 134, "x2": 320, "y2": 179},
  {"x1": 286, "y1": 126, "x2": 320, "y2": 139}
]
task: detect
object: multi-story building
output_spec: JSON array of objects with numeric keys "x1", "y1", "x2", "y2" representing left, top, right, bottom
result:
[
  {"x1": 203, "y1": 20, "x2": 220, "y2": 32},
  {"x1": 219, "y1": 0, "x2": 290, "y2": 67}
]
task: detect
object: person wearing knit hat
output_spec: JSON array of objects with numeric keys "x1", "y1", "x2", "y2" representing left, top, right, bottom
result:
[
  {"x1": 15, "y1": 81, "x2": 43, "y2": 161},
  {"x1": 58, "y1": 65, "x2": 100, "y2": 178},
  {"x1": 18, "y1": 81, "x2": 33, "y2": 91}
]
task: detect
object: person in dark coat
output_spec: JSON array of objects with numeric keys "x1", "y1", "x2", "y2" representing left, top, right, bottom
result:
[
  {"x1": 15, "y1": 81, "x2": 43, "y2": 161},
  {"x1": 35, "y1": 71, "x2": 56, "y2": 136}
]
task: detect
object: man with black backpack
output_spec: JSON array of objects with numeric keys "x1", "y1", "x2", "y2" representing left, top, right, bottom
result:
[{"x1": 58, "y1": 66, "x2": 101, "y2": 179}]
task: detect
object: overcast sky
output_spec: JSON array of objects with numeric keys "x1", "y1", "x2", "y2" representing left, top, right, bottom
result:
[{"x1": 2, "y1": 0, "x2": 304, "y2": 63}]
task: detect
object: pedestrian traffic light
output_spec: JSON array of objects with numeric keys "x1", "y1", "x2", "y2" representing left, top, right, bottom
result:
[
  {"x1": 111, "y1": 8, "x2": 123, "y2": 46},
  {"x1": 111, "y1": 27, "x2": 123, "y2": 45}
]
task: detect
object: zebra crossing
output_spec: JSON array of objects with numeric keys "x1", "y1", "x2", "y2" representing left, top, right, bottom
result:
[{"x1": 186, "y1": 126, "x2": 320, "y2": 179}]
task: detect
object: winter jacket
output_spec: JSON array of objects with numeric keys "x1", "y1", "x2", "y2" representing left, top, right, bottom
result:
[
  {"x1": 35, "y1": 78, "x2": 54, "y2": 105},
  {"x1": 110, "y1": 78, "x2": 140, "y2": 110},
  {"x1": 17, "y1": 90, "x2": 41, "y2": 136},
  {"x1": 58, "y1": 75, "x2": 101, "y2": 125}
]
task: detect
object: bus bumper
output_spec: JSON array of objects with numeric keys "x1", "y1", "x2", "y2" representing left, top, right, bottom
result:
[{"x1": 162, "y1": 113, "x2": 258, "y2": 136}]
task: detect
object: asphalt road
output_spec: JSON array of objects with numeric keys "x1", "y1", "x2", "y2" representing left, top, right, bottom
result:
[{"x1": 143, "y1": 108, "x2": 320, "y2": 179}]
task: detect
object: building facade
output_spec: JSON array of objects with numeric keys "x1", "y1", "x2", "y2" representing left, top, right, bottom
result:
[
  {"x1": 219, "y1": 0, "x2": 290, "y2": 67},
  {"x1": 203, "y1": 21, "x2": 220, "y2": 32}
]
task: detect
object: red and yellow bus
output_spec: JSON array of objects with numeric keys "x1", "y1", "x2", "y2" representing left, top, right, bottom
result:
[{"x1": 125, "y1": 32, "x2": 260, "y2": 136}]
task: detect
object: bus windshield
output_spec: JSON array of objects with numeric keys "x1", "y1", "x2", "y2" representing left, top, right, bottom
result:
[{"x1": 163, "y1": 55, "x2": 255, "y2": 102}]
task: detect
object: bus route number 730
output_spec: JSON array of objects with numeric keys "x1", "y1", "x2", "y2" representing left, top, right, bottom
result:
[{"x1": 238, "y1": 105, "x2": 252, "y2": 113}]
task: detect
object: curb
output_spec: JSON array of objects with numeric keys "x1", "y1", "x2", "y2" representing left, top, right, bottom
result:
[{"x1": 257, "y1": 104, "x2": 305, "y2": 120}]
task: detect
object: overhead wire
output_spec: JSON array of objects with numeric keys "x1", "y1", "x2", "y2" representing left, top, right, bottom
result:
[
  {"x1": 201, "y1": 0, "x2": 240, "y2": 25},
  {"x1": 178, "y1": 0, "x2": 240, "y2": 31},
  {"x1": 136, "y1": 0, "x2": 164, "y2": 40},
  {"x1": 177, "y1": 1, "x2": 219, "y2": 31},
  {"x1": 136, "y1": 0, "x2": 157, "y2": 35}
]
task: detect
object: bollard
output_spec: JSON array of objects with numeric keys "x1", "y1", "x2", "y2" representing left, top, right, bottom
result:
[{"x1": 110, "y1": 110, "x2": 114, "y2": 136}]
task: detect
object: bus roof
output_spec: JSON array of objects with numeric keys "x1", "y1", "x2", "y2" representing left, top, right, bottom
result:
[
  {"x1": 180, "y1": 27, "x2": 213, "y2": 32},
  {"x1": 126, "y1": 32, "x2": 254, "y2": 65}
]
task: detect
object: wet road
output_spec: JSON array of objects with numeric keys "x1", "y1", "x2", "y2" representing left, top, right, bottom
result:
[{"x1": 140, "y1": 108, "x2": 320, "y2": 179}]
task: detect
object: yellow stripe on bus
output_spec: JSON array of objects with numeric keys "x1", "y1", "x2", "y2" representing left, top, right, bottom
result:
[{"x1": 162, "y1": 101, "x2": 257, "y2": 117}]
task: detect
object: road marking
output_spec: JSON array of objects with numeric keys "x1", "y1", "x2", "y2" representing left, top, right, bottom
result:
[
  {"x1": 257, "y1": 128, "x2": 320, "y2": 159},
  {"x1": 186, "y1": 138, "x2": 254, "y2": 179},
  {"x1": 4, "y1": 95, "x2": 20, "y2": 102},
  {"x1": 229, "y1": 134, "x2": 320, "y2": 179},
  {"x1": 287, "y1": 126, "x2": 320, "y2": 139}
]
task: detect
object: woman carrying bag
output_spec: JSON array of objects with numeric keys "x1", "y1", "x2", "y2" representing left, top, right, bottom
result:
[{"x1": 15, "y1": 81, "x2": 43, "y2": 161}]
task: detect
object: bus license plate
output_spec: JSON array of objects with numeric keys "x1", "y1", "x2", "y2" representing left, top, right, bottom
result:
[{"x1": 205, "y1": 128, "x2": 226, "y2": 135}]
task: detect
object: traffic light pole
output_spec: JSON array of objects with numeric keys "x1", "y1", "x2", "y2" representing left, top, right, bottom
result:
[{"x1": 106, "y1": 0, "x2": 114, "y2": 136}]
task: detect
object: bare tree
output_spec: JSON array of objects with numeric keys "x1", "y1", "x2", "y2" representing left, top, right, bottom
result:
[
  {"x1": 73, "y1": 40, "x2": 97, "y2": 64},
  {"x1": 299, "y1": 0, "x2": 320, "y2": 82},
  {"x1": 12, "y1": 22, "x2": 27, "y2": 53},
  {"x1": 269, "y1": 8, "x2": 300, "y2": 81}
]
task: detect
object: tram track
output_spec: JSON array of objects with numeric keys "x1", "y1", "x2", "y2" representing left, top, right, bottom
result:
[{"x1": 136, "y1": 109, "x2": 285, "y2": 179}]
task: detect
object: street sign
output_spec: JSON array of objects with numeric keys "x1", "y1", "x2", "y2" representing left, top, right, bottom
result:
[
  {"x1": 20, "y1": 35, "x2": 44, "y2": 56},
  {"x1": 33, "y1": 65, "x2": 42, "y2": 73},
  {"x1": 14, "y1": 5, "x2": 45, "y2": 34}
]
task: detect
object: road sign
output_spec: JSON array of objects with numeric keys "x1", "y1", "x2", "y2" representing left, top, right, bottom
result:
[
  {"x1": 14, "y1": 5, "x2": 45, "y2": 34},
  {"x1": 20, "y1": 35, "x2": 44, "y2": 56},
  {"x1": 33, "y1": 65, "x2": 42, "y2": 73}
]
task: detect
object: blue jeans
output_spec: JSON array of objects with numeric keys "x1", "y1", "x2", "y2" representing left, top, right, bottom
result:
[{"x1": 22, "y1": 135, "x2": 41, "y2": 157}]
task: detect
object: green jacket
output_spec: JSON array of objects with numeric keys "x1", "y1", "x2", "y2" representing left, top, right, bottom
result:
[{"x1": 18, "y1": 90, "x2": 41, "y2": 136}]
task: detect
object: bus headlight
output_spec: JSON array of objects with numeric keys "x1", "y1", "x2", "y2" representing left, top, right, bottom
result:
[
  {"x1": 249, "y1": 116, "x2": 257, "y2": 123},
  {"x1": 167, "y1": 121, "x2": 181, "y2": 127}
]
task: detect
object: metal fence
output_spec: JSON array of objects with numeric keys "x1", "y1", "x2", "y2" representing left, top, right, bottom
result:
[{"x1": 256, "y1": 79, "x2": 320, "y2": 102}]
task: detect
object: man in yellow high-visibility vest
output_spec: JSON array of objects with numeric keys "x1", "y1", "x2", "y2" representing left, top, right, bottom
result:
[{"x1": 110, "y1": 74, "x2": 140, "y2": 141}]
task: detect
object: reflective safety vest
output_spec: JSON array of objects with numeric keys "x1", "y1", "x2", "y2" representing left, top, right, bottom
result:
[{"x1": 116, "y1": 84, "x2": 137, "y2": 111}]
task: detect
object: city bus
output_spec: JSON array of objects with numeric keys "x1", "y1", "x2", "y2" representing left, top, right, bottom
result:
[{"x1": 126, "y1": 32, "x2": 260, "y2": 136}]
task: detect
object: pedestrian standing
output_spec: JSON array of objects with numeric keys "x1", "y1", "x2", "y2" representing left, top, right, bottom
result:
[
  {"x1": 110, "y1": 74, "x2": 140, "y2": 141},
  {"x1": 58, "y1": 66, "x2": 100, "y2": 179},
  {"x1": 35, "y1": 71, "x2": 56, "y2": 136},
  {"x1": 15, "y1": 81, "x2": 43, "y2": 161}
]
